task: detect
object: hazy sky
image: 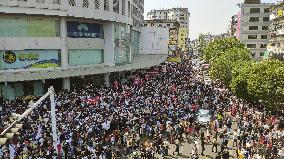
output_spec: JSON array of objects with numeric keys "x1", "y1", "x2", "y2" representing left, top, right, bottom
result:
[{"x1": 144, "y1": 0, "x2": 278, "y2": 40}]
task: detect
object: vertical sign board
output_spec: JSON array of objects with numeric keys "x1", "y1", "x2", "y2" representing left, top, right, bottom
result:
[{"x1": 236, "y1": 11, "x2": 242, "y2": 39}]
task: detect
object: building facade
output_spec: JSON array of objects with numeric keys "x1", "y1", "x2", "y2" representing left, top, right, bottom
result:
[
  {"x1": 267, "y1": 1, "x2": 284, "y2": 61},
  {"x1": 0, "y1": 0, "x2": 168, "y2": 99},
  {"x1": 139, "y1": 27, "x2": 169, "y2": 55},
  {"x1": 146, "y1": 8, "x2": 190, "y2": 53},
  {"x1": 144, "y1": 20, "x2": 180, "y2": 56},
  {"x1": 239, "y1": 2, "x2": 272, "y2": 60}
]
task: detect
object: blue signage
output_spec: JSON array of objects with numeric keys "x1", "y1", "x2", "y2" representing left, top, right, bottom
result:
[
  {"x1": 67, "y1": 21, "x2": 103, "y2": 38},
  {"x1": 1, "y1": 50, "x2": 60, "y2": 70}
]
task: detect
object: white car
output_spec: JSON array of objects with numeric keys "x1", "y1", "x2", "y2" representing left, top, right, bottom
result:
[{"x1": 197, "y1": 109, "x2": 211, "y2": 125}]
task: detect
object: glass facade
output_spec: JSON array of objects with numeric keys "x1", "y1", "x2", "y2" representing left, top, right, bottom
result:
[
  {"x1": 0, "y1": 17, "x2": 59, "y2": 37},
  {"x1": 69, "y1": 49, "x2": 104, "y2": 66},
  {"x1": 131, "y1": 30, "x2": 140, "y2": 56},
  {"x1": 114, "y1": 23, "x2": 131, "y2": 65}
]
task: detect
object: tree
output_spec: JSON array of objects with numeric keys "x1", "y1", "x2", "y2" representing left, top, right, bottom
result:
[
  {"x1": 230, "y1": 61, "x2": 255, "y2": 101},
  {"x1": 201, "y1": 37, "x2": 249, "y2": 62},
  {"x1": 209, "y1": 47, "x2": 251, "y2": 86},
  {"x1": 246, "y1": 60, "x2": 284, "y2": 110}
]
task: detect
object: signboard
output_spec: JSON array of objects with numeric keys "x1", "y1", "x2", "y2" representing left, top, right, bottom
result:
[
  {"x1": 166, "y1": 56, "x2": 181, "y2": 63},
  {"x1": 2, "y1": 50, "x2": 60, "y2": 70},
  {"x1": 277, "y1": 9, "x2": 283, "y2": 17},
  {"x1": 67, "y1": 21, "x2": 102, "y2": 38}
]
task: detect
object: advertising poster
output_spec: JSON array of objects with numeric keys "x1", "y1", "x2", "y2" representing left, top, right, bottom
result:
[
  {"x1": 67, "y1": 21, "x2": 103, "y2": 38},
  {"x1": 1, "y1": 50, "x2": 60, "y2": 70}
]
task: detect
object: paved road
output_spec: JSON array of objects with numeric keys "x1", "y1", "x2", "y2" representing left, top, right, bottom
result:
[{"x1": 153, "y1": 121, "x2": 238, "y2": 159}]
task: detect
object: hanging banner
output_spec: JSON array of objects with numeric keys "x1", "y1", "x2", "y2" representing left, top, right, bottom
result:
[{"x1": 2, "y1": 50, "x2": 60, "y2": 70}]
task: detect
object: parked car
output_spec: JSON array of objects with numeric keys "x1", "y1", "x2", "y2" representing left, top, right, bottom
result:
[{"x1": 197, "y1": 109, "x2": 211, "y2": 125}]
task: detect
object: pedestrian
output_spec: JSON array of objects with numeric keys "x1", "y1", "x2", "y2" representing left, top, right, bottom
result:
[
  {"x1": 233, "y1": 129, "x2": 238, "y2": 147},
  {"x1": 174, "y1": 137, "x2": 180, "y2": 155},
  {"x1": 212, "y1": 137, "x2": 218, "y2": 153}
]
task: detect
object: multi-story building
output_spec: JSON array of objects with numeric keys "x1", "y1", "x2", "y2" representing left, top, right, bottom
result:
[
  {"x1": 146, "y1": 8, "x2": 190, "y2": 53},
  {"x1": 0, "y1": 0, "x2": 168, "y2": 99},
  {"x1": 146, "y1": 9, "x2": 168, "y2": 20},
  {"x1": 239, "y1": 1, "x2": 272, "y2": 60},
  {"x1": 144, "y1": 20, "x2": 179, "y2": 56},
  {"x1": 267, "y1": 1, "x2": 284, "y2": 61}
]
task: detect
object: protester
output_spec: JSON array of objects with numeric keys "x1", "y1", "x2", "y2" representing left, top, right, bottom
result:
[{"x1": 0, "y1": 58, "x2": 283, "y2": 159}]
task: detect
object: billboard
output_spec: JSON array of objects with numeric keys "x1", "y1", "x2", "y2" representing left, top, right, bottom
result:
[
  {"x1": 1, "y1": 50, "x2": 60, "y2": 70},
  {"x1": 67, "y1": 21, "x2": 103, "y2": 38}
]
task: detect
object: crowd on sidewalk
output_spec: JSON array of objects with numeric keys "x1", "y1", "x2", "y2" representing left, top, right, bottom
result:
[{"x1": 0, "y1": 59, "x2": 283, "y2": 159}]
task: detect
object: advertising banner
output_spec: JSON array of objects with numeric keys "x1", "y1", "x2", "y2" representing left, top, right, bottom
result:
[
  {"x1": 67, "y1": 21, "x2": 102, "y2": 38},
  {"x1": 2, "y1": 50, "x2": 60, "y2": 70}
]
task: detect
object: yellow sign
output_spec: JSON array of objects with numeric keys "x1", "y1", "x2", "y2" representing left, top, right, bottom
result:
[
  {"x1": 277, "y1": 9, "x2": 283, "y2": 17},
  {"x1": 167, "y1": 57, "x2": 181, "y2": 63}
]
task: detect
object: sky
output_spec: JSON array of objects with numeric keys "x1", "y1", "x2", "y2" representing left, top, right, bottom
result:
[{"x1": 144, "y1": 0, "x2": 279, "y2": 40}]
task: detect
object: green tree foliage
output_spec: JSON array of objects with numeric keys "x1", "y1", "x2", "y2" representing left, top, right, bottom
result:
[
  {"x1": 246, "y1": 60, "x2": 284, "y2": 109},
  {"x1": 209, "y1": 47, "x2": 251, "y2": 86},
  {"x1": 230, "y1": 62, "x2": 255, "y2": 101},
  {"x1": 201, "y1": 37, "x2": 249, "y2": 62}
]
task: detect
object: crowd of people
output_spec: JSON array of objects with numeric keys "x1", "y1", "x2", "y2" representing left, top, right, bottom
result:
[{"x1": 0, "y1": 58, "x2": 283, "y2": 159}]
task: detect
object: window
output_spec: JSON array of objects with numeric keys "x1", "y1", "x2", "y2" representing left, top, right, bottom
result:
[
  {"x1": 104, "y1": 0, "x2": 109, "y2": 11},
  {"x1": 151, "y1": 23, "x2": 154, "y2": 27},
  {"x1": 260, "y1": 44, "x2": 267, "y2": 48},
  {"x1": 249, "y1": 26, "x2": 258, "y2": 30},
  {"x1": 94, "y1": 0, "x2": 100, "y2": 9},
  {"x1": 122, "y1": 0, "x2": 125, "y2": 15},
  {"x1": 158, "y1": 24, "x2": 162, "y2": 27},
  {"x1": 128, "y1": 1, "x2": 130, "y2": 17},
  {"x1": 113, "y1": 0, "x2": 119, "y2": 13},
  {"x1": 143, "y1": 24, "x2": 147, "y2": 26},
  {"x1": 68, "y1": 0, "x2": 76, "y2": 6},
  {"x1": 250, "y1": 8, "x2": 260, "y2": 13},
  {"x1": 53, "y1": 0, "x2": 60, "y2": 4},
  {"x1": 260, "y1": 52, "x2": 265, "y2": 56},
  {"x1": 264, "y1": 8, "x2": 270, "y2": 13},
  {"x1": 0, "y1": 18, "x2": 60, "y2": 37},
  {"x1": 263, "y1": 17, "x2": 269, "y2": 22},
  {"x1": 248, "y1": 35, "x2": 257, "y2": 39},
  {"x1": 262, "y1": 26, "x2": 268, "y2": 30},
  {"x1": 82, "y1": 0, "x2": 89, "y2": 8},
  {"x1": 249, "y1": 17, "x2": 259, "y2": 22},
  {"x1": 247, "y1": 44, "x2": 256, "y2": 48},
  {"x1": 167, "y1": 24, "x2": 171, "y2": 26},
  {"x1": 261, "y1": 35, "x2": 268, "y2": 39}
]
